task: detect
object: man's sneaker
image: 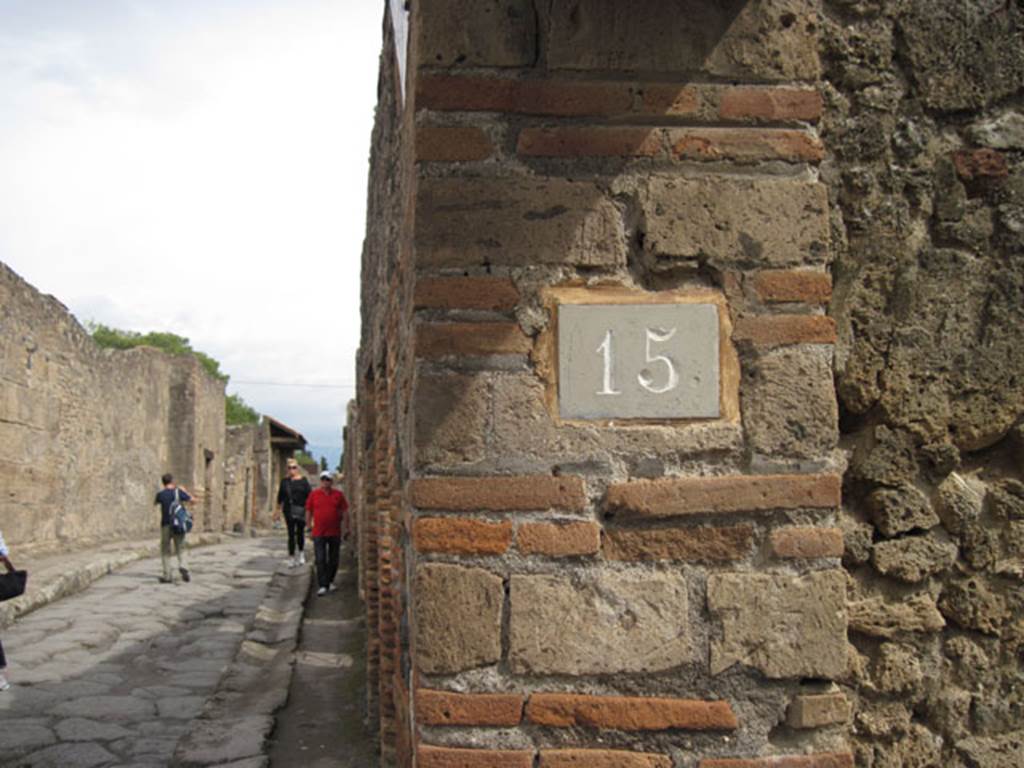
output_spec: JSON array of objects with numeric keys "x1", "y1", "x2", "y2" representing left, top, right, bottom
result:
[
  {"x1": 0, "y1": 674, "x2": 10, "y2": 691},
  {"x1": 158, "y1": 576, "x2": 173, "y2": 584},
  {"x1": 286, "y1": 557, "x2": 296, "y2": 568},
  {"x1": 328, "y1": 584, "x2": 338, "y2": 593},
  {"x1": 317, "y1": 586, "x2": 327, "y2": 596},
  {"x1": 179, "y1": 568, "x2": 191, "y2": 583},
  {"x1": 298, "y1": 551, "x2": 306, "y2": 565}
]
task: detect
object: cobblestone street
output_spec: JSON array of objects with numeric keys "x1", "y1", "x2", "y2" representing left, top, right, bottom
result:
[{"x1": 0, "y1": 537, "x2": 284, "y2": 767}]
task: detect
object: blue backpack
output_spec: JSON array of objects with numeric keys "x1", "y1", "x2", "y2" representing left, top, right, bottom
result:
[{"x1": 170, "y1": 488, "x2": 194, "y2": 535}]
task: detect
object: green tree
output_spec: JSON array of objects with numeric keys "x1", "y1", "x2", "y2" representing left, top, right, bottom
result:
[
  {"x1": 226, "y1": 394, "x2": 260, "y2": 425},
  {"x1": 89, "y1": 322, "x2": 257, "y2": 424},
  {"x1": 319, "y1": 456, "x2": 328, "y2": 472}
]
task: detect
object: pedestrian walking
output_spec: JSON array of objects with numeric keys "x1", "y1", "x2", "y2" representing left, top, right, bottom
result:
[
  {"x1": 154, "y1": 473, "x2": 191, "y2": 584},
  {"x1": 0, "y1": 528, "x2": 14, "y2": 691},
  {"x1": 305, "y1": 471, "x2": 349, "y2": 596},
  {"x1": 277, "y1": 459, "x2": 311, "y2": 567}
]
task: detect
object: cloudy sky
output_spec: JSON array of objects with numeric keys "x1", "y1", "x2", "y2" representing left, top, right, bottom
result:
[{"x1": 0, "y1": 0, "x2": 385, "y2": 465}]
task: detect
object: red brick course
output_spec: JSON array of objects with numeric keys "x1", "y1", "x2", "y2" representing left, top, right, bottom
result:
[
  {"x1": 539, "y1": 749, "x2": 672, "y2": 768},
  {"x1": 418, "y1": 745, "x2": 535, "y2": 768},
  {"x1": 416, "y1": 689, "x2": 524, "y2": 726},
  {"x1": 605, "y1": 475, "x2": 841, "y2": 519},
  {"x1": 770, "y1": 527, "x2": 844, "y2": 559},
  {"x1": 732, "y1": 316, "x2": 837, "y2": 346},
  {"x1": 526, "y1": 693, "x2": 738, "y2": 731},
  {"x1": 411, "y1": 476, "x2": 588, "y2": 512},
  {"x1": 517, "y1": 520, "x2": 601, "y2": 556},
  {"x1": 517, "y1": 127, "x2": 662, "y2": 158},
  {"x1": 668, "y1": 128, "x2": 824, "y2": 163},
  {"x1": 416, "y1": 322, "x2": 531, "y2": 358},
  {"x1": 416, "y1": 125, "x2": 493, "y2": 162},
  {"x1": 414, "y1": 277, "x2": 519, "y2": 312},
  {"x1": 753, "y1": 270, "x2": 832, "y2": 304},
  {"x1": 413, "y1": 517, "x2": 513, "y2": 555},
  {"x1": 718, "y1": 87, "x2": 822, "y2": 122}
]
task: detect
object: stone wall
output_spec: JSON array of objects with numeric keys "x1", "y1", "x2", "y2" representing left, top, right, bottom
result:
[
  {"x1": 822, "y1": 2, "x2": 1024, "y2": 766},
  {"x1": 223, "y1": 421, "x2": 274, "y2": 531},
  {"x1": 350, "y1": 2, "x2": 857, "y2": 766},
  {"x1": 0, "y1": 262, "x2": 227, "y2": 552}
]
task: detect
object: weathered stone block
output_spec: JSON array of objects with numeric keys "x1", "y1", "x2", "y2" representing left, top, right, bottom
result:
[
  {"x1": 414, "y1": 277, "x2": 519, "y2": 312},
  {"x1": 411, "y1": 475, "x2": 587, "y2": 512},
  {"x1": 414, "y1": 373, "x2": 489, "y2": 467},
  {"x1": 742, "y1": 346, "x2": 838, "y2": 459},
  {"x1": 701, "y1": 755, "x2": 853, "y2": 768},
  {"x1": 603, "y1": 525, "x2": 752, "y2": 562},
  {"x1": 415, "y1": 564, "x2": 503, "y2": 674},
  {"x1": 753, "y1": 270, "x2": 832, "y2": 304},
  {"x1": 416, "y1": 176, "x2": 625, "y2": 268},
  {"x1": 416, "y1": 125, "x2": 494, "y2": 162},
  {"x1": 871, "y1": 535, "x2": 958, "y2": 582},
  {"x1": 416, "y1": 0, "x2": 536, "y2": 69},
  {"x1": 546, "y1": 0, "x2": 819, "y2": 81},
  {"x1": 639, "y1": 177, "x2": 829, "y2": 270},
  {"x1": 786, "y1": 692, "x2": 851, "y2": 729},
  {"x1": 707, "y1": 570, "x2": 846, "y2": 679},
  {"x1": 733, "y1": 316, "x2": 836, "y2": 346},
  {"x1": 509, "y1": 572, "x2": 692, "y2": 675},
  {"x1": 939, "y1": 577, "x2": 1009, "y2": 636},
  {"x1": 416, "y1": 322, "x2": 531, "y2": 358}
]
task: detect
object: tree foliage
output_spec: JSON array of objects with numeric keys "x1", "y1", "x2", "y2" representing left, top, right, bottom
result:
[
  {"x1": 89, "y1": 324, "x2": 227, "y2": 381},
  {"x1": 226, "y1": 394, "x2": 260, "y2": 426},
  {"x1": 89, "y1": 322, "x2": 260, "y2": 426}
]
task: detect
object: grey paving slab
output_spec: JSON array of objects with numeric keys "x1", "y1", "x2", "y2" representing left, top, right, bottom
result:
[{"x1": 0, "y1": 537, "x2": 280, "y2": 767}]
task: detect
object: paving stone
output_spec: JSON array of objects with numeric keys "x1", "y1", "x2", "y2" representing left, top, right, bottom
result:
[
  {"x1": 0, "y1": 721, "x2": 56, "y2": 752},
  {"x1": 37, "y1": 680, "x2": 113, "y2": 698},
  {"x1": 55, "y1": 718, "x2": 133, "y2": 741},
  {"x1": 52, "y1": 695, "x2": 157, "y2": 721},
  {"x1": 172, "y1": 715, "x2": 274, "y2": 764},
  {"x1": 18, "y1": 742, "x2": 117, "y2": 768},
  {"x1": 157, "y1": 695, "x2": 206, "y2": 719}
]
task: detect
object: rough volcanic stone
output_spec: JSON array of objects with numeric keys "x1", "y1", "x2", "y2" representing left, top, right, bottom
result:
[
  {"x1": 847, "y1": 593, "x2": 945, "y2": 638},
  {"x1": 871, "y1": 535, "x2": 958, "y2": 582},
  {"x1": 51, "y1": 695, "x2": 156, "y2": 721},
  {"x1": 939, "y1": 577, "x2": 1009, "y2": 636},
  {"x1": 415, "y1": 373, "x2": 489, "y2": 468},
  {"x1": 0, "y1": 722, "x2": 56, "y2": 752},
  {"x1": 54, "y1": 718, "x2": 132, "y2": 742},
  {"x1": 18, "y1": 742, "x2": 116, "y2": 768},
  {"x1": 509, "y1": 571, "x2": 692, "y2": 675},
  {"x1": 415, "y1": 564, "x2": 503, "y2": 674},
  {"x1": 873, "y1": 643, "x2": 924, "y2": 694},
  {"x1": 707, "y1": 570, "x2": 846, "y2": 678},
  {"x1": 867, "y1": 483, "x2": 939, "y2": 537},
  {"x1": 416, "y1": 0, "x2": 536, "y2": 68},
  {"x1": 955, "y1": 731, "x2": 1024, "y2": 768}
]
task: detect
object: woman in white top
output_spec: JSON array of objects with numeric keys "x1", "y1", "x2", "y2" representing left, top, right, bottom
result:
[{"x1": 0, "y1": 529, "x2": 12, "y2": 691}]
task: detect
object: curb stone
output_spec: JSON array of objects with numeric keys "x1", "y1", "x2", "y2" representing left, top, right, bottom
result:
[
  {"x1": 0, "y1": 532, "x2": 231, "y2": 629},
  {"x1": 171, "y1": 562, "x2": 312, "y2": 767}
]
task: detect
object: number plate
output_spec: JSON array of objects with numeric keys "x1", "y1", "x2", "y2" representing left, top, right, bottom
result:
[{"x1": 558, "y1": 303, "x2": 720, "y2": 420}]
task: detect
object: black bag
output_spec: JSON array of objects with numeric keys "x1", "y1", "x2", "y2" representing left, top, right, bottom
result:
[{"x1": 0, "y1": 569, "x2": 27, "y2": 602}]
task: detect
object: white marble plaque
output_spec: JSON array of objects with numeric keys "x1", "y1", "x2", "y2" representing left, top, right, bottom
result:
[{"x1": 558, "y1": 303, "x2": 720, "y2": 420}]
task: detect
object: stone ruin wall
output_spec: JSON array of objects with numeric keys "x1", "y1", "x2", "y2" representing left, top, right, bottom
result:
[
  {"x1": 349, "y1": 2, "x2": 1024, "y2": 767},
  {"x1": 822, "y1": 2, "x2": 1024, "y2": 766},
  {"x1": 0, "y1": 262, "x2": 228, "y2": 551}
]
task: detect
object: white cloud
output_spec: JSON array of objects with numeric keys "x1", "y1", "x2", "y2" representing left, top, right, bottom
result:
[{"x1": 0, "y1": 0, "x2": 382, "y2": 450}]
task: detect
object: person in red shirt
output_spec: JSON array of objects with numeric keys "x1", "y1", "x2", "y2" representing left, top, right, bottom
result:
[{"x1": 305, "y1": 471, "x2": 350, "y2": 596}]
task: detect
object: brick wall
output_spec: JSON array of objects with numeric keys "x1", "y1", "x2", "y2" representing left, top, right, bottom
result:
[{"x1": 347, "y1": 2, "x2": 855, "y2": 766}]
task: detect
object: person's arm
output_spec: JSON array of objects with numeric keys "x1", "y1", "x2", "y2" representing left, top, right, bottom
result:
[
  {"x1": 305, "y1": 490, "x2": 315, "y2": 531},
  {"x1": 277, "y1": 480, "x2": 288, "y2": 517},
  {"x1": 179, "y1": 488, "x2": 192, "y2": 503},
  {"x1": 0, "y1": 530, "x2": 13, "y2": 572}
]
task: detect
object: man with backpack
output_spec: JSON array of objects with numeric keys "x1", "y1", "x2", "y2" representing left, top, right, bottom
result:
[{"x1": 155, "y1": 473, "x2": 192, "y2": 584}]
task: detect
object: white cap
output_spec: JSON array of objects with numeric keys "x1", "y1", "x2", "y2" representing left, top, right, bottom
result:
[{"x1": 319, "y1": 471, "x2": 332, "y2": 480}]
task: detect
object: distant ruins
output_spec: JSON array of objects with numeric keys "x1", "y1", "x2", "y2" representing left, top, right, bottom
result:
[
  {"x1": 0, "y1": 262, "x2": 305, "y2": 551},
  {"x1": 346, "y1": 2, "x2": 1024, "y2": 767}
]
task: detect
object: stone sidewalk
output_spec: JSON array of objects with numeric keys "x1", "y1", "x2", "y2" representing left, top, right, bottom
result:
[
  {"x1": 0, "y1": 537, "x2": 305, "y2": 767},
  {"x1": 0, "y1": 532, "x2": 231, "y2": 629}
]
